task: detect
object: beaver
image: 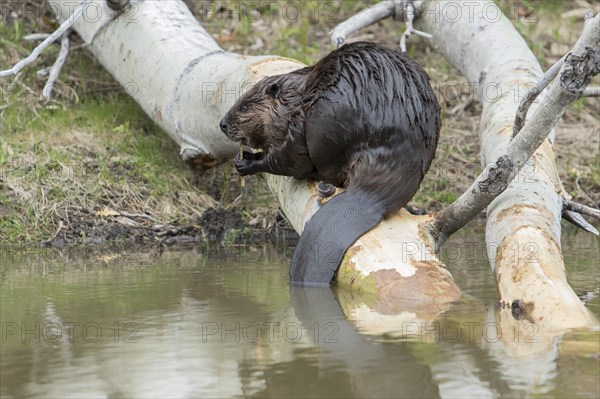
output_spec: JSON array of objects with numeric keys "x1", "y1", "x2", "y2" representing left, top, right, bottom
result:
[{"x1": 220, "y1": 41, "x2": 441, "y2": 286}]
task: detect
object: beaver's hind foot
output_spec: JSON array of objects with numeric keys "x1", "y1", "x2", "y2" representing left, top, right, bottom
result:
[
  {"x1": 317, "y1": 182, "x2": 336, "y2": 199},
  {"x1": 405, "y1": 204, "x2": 427, "y2": 215}
]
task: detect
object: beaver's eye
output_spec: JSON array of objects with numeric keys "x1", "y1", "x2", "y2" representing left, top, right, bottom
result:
[{"x1": 240, "y1": 104, "x2": 249, "y2": 112}]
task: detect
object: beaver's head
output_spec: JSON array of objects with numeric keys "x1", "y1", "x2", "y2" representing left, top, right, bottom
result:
[{"x1": 220, "y1": 74, "x2": 298, "y2": 152}]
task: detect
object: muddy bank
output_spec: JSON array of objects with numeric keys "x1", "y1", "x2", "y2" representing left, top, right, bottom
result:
[{"x1": 35, "y1": 207, "x2": 299, "y2": 249}]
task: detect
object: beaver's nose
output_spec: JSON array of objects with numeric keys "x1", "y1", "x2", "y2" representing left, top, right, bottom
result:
[{"x1": 219, "y1": 119, "x2": 228, "y2": 133}]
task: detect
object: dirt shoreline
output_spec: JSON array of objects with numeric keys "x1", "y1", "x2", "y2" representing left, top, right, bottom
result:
[{"x1": 0, "y1": 206, "x2": 299, "y2": 249}]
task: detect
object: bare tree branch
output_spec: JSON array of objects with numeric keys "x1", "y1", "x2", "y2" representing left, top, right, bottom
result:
[
  {"x1": 329, "y1": 0, "x2": 429, "y2": 49},
  {"x1": 511, "y1": 6, "x2": 599, "y2": 138},
  {"x1": 24, "y1": 33, "x2": 52, "y2": 41},
  {"x1": 432, "y1": 13, "x2": 600, "y2": 247},
  {"x1": 563, "y1": 210, "x2": 599, "y2": 235},
  {"x1": 43, "y1": 31, "x2": 70, "y2": 100},
  {"x1": 399, "y1": 0, "x2": 432, "y2": 52},
  {"x1": 564, "y1": 199, "x2": 600, "y2": 220},
  {"x1": 329, "y1": 1, "x2": 395, "y2": 47},
  {"x1": 0, "y1": 0, "x2": 90, "y2": 78},
  {"x1": 583, "y1": 87, "x2": 600, "y2": 97}
]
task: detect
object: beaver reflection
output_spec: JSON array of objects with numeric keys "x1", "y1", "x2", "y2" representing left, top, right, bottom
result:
[{"x1": 236, "y1": 286, "x2": 440, "y2": 398}]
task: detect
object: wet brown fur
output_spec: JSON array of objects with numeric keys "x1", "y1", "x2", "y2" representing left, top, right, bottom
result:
[{"x1": 222, "y1": 72, "x2": 307, "y2": 153}]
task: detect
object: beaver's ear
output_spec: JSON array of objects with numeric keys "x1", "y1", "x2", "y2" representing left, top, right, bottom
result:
[{"x1": 265, "y1": 83, "x2": 281, "y2": 99}]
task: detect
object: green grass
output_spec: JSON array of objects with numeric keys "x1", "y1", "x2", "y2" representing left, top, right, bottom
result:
[
  {"x1": 0, "y1": 21, "x2": 278, "y2": 246},
  {"x1": 0, "y1": 27, "x2": 207, "y2": 244}
]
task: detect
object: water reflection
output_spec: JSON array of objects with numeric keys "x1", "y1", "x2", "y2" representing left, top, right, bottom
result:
[
  {"x1": 1, "y1": 225, "x2": 598, "y2": 398},
  {"x1": 288, "y1": 286, "x2": 440, "y2": 398}
]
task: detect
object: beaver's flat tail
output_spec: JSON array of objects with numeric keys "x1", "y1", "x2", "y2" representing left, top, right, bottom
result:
[
  {"x1": 290, "y1": 152, "x2": 425, "y2": 286},
  {"x1": 290, "y1": 190, "x2": 384, "y2": 286}
]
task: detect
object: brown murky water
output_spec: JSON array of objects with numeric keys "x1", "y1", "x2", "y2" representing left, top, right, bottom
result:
[{"x1": 1, "y1": 223, "x2": 599, "y2": 398}]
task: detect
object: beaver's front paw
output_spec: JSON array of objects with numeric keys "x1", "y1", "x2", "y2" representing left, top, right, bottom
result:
[
  {"x1": 242, "y1": 151, "x2": 263, "y2": 161},
  {"x1": 235, "y1": 153, "x2": 258, "y2": 176}
]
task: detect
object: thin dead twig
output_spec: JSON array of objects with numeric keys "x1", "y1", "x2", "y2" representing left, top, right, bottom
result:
[
  {"x1": 582, "y1": 87, "x2": 600, "y2": 97},
  {"x1": 512, "y1": 55, "x2": 565, "y2": 138},
  {"x1": 43, "y1": 31, "x2": 71, "y2": 100},
  {"x1": 564, "y1": 199, "x2": 600, "y2": 220},
  {"x1": 0, "y1": 0, "x2": 91, "y2": 77}
]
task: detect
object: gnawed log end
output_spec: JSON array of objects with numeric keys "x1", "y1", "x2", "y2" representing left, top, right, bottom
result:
[
  {"x1": 337, "y1": 259, "x2": 462, "y2": 305},
  {"x1": 560, "y1": 46, "x2": 600, "y2": 95},
  {"x1": 335, "y1": 211, "x2": 462, "y2": 304},
  {"x1": 494, "y1": 227, "x2": 596, "y2": 330}
]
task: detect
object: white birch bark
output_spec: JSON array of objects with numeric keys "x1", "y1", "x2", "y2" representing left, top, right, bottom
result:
[{"x1": 50, "y1": 0, "x2": 308, "y2": 165}]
